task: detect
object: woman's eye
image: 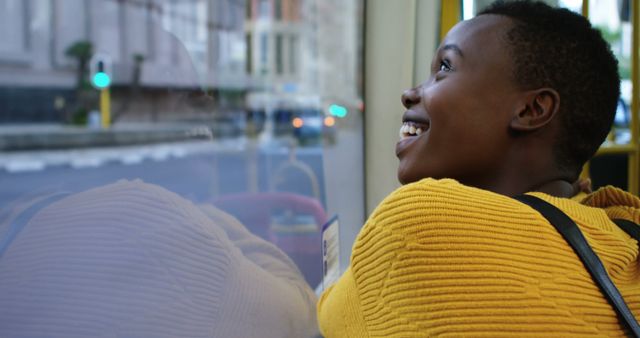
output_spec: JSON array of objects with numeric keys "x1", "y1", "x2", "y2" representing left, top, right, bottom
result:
[{"x1": 439, "y1": 60, "x2": 452, "y2": 72}]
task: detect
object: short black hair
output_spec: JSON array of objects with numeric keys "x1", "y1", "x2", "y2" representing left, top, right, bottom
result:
[{"x1": 479, "y1": 0, "x2": 620, "y2": 176}]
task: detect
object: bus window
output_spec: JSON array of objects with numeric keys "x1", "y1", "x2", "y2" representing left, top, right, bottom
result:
[{"x1": 0, "y1": 0, "x2": 364, "y2": 336}]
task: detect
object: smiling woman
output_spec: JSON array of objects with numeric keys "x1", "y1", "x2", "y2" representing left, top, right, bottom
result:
[{"x1": 318, "y1": 1, "x2": 640, "y2": 337}]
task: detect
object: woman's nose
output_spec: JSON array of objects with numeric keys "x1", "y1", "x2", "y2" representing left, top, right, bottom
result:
[{"x1": 401, "y1": 87, "x2": 421, "y2": 108}]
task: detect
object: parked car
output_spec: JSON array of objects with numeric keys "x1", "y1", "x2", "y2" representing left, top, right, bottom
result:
[{"x1": 273, "y1": 108, "x2": 335, "y2": 145}]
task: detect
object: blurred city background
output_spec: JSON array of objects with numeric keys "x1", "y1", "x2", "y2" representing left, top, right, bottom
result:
[{"x1": 0, "y1": 0, "x2": 364, "y2": 287}]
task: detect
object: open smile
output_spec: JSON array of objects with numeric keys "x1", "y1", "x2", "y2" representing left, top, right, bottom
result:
[
  {"x1": 399, "y1": 121, "x2": 429, "y2": 140},
  {"x1": 396, "y1": 118, "x2": 430, "y2": 157}
]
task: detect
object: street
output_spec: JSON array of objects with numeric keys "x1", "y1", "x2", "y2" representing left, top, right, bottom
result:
[
  {"x1": 0, "y1": 129, "x2": 364, "y2": 283},
  {"x1": 0, "y1": 139, "x2": 329, "y2": 285},
  {"x1": 0, "y1": 140, "x2": 327, "y2": 209}
]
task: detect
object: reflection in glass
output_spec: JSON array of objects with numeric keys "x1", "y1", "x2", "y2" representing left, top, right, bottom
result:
[{"x1": 0, "y1": 0, "x2": 364, "y2": 336}]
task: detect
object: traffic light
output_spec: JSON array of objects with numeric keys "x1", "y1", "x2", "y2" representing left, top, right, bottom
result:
[
  {"x1": 89, "y1": 53, "x2": 113, "y2": 128},
  {"x1": 92, "y1": 66, "x2": 110, "y2": 88},
  {"x1": 89, "y1": 54, "x2": 112, "y2": 89},
  {"x1": 328, "y1": 104, "x2": 348, "y2": 118}
]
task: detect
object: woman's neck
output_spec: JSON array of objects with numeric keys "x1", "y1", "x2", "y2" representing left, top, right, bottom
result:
[
  {"x1": 528, "y1": 179, "x2": 576, "y2": 198},
  {"x1": 472, "y1": 165, "x2": 577, "y2": 198}
]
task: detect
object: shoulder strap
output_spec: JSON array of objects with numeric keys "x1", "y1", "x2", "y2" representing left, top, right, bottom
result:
[
  {"x1": 613, "y1": 219, "x2": 640, "y2": 242},
  {"x1": 514, "y1": 194, "x2": 640, "y2": 337}
]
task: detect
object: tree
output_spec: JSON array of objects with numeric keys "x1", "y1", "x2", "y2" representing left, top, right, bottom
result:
[
  {"x1": 65, "y1": 41, "x2": 93, "y2": 90},
  {"x1": 65, "y1": 41, "x2": 97, "y2": 125}
]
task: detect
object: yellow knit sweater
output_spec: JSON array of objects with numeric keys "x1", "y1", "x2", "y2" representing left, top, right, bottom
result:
[{"x1": 318, "y1": 178, "x2": 640, "y2": 337}]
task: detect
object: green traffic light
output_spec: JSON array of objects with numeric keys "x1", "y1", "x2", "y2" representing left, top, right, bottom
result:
[
  {"x1": 329, "y1": 104, "x2": 347, "y2": 118},
  {"x1": 93, "y1": 72, "x2": 111, "y2": 89}
]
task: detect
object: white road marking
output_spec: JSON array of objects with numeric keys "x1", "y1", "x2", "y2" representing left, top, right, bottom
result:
[
  {"x1": 0, "y1": 140, "x2": 229, "y2": 172},
  {"x1": 5, "y1": 160, "x2": 46, "y2": 173}
]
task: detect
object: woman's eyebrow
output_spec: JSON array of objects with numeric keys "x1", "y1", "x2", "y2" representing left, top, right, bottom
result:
[{"x1": 442, "y1": 44, "x2": 464, "y2": 57}]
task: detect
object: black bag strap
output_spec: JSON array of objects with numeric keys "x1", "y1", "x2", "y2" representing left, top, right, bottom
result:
[
  {"x1": 514, "y1": 194, "x2": 640, "y2": 337},
  {"x1": 614, "y1": 219, "x2": 640, "y2": 242}
]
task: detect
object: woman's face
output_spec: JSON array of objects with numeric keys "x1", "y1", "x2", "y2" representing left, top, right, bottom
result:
[{"x1": 396, "y1": 15, "x2": 524, "y2": 188}]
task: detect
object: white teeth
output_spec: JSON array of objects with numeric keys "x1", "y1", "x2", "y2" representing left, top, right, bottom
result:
[
  {"x1": 399, "y1": 124, "x2": 408, "y2": 139},
  {"x1": 399, "y1": 122, "x2": 428, "y2": 139}
]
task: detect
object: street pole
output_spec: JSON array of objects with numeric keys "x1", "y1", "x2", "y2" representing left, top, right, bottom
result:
[
  {"x1": 90, "y1": 53, "x2": 113, "y2": 129},
  {"x1": 101, "y1": 88, "x2": 111, "y2": 129}
]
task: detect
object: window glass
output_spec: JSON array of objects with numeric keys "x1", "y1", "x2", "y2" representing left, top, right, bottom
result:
[
  {"x1": 558, "y1": 0, "x2": 582, "y2": 13},
  {"x1": 246, "y1": 32, "x2": 253, "y2": 73},
  {"x1": 289, "y1": 35, "x2": 298, "y2": 73},
  {"x1": 0, "y1": 0, "x2": 27, "y2": 56},
  {"x1": 589, "y1": 0, "x2": 632, "y2": 146},
  {"x1": 246, "y1": 0, "x2": 252, "y2": 18},
  {"x1": 464, "y1": 0, "x2": 577, "y2": 20},
  {"x1": 0, "y1": 0, "x2": 364, "y2": 336},
  {"x1": 586, "y1": 0, "x2": 632, "y2": 191},
  {"x1": 275, "y1": 0, "x2": 283, "y2": 20},
  {"x1": 260, "y1": 32, "x2": 268, "y2": 69},
  {"x1": 275, "y1": 33, "x2": 284, "y2": 74},
  {"x1": 259, "y1": 0, "x2": 271, "y2": 18}
]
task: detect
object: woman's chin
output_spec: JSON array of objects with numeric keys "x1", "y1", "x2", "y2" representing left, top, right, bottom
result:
[
  {"x1": 398, "y1": 164, "x2": 439, "y2": 185},
  {"x1": 397, "y1": 167, "x2": 416, "y2": 185}
]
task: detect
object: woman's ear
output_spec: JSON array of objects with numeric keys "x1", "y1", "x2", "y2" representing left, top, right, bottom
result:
[{"x1": 510, "y1": 88, "x2": 560, "y2": 131}]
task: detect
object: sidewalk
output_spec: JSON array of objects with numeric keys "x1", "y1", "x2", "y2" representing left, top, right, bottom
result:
[{"x1": 0, "y1": 123, "x2": 220, "y2": 151}]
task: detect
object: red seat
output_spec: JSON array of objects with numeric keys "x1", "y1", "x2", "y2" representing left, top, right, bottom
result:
[{"x1": 212, "y1": 192, "x2": 327, "y2": 286}]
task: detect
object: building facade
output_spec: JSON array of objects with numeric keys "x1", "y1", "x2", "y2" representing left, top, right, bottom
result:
[
  {"x1": 0, "y1": 0, "x2": 362, "y2": 127},
  {"x1": 0, "y1": 0, "x2": 247, "y2": 123},
  {"x1": 243, "y1": 0, "x2": 361, "y2": 117}
]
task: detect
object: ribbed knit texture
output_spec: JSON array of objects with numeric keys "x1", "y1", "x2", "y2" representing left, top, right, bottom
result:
[
  {"x1": 0, "y1": 180, "x2": 318, "y2": 338},
  {"x1": 318, "y1": 178, "x2": 640, "y2": 337}
]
